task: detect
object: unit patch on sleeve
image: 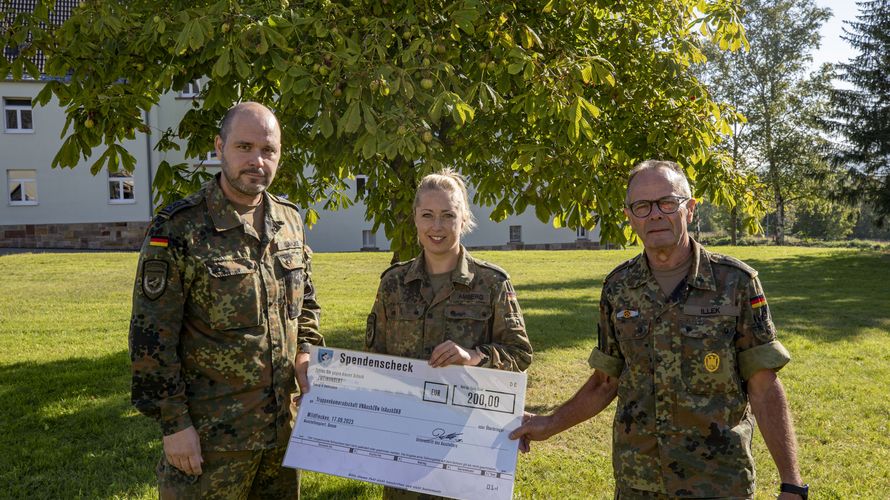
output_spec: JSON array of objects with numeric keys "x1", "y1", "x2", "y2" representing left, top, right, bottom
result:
[{"x1": 141, "y1": 260, "x2": 169, "y2": 300}]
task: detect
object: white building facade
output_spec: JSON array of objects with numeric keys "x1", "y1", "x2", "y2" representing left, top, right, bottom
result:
[{"x1": 2, "y1": 76, "x2": 599, "y2": 252}]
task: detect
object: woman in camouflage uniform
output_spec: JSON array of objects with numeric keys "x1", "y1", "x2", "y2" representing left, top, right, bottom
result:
[{"x1": 366, "y1": 169, "x2": 533, "y2": 499}]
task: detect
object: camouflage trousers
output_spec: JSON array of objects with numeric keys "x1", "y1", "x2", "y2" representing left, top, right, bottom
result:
[
  {"x1": 615, "y1": 487, "x2": 753, "y2": 500},
  {"x1": 157, "y1": 446, "x2": 299, "y2": 499}
]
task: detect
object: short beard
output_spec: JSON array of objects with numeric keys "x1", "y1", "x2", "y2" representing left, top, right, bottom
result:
[{"x1": 221, "y1": 158, "x2": 269, "y2": 197}]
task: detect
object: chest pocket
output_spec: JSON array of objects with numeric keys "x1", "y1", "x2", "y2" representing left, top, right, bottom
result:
[
  {"x1": 680, "y1": 314, "x2": 740, "y2": 395},
  {"x1": 277, "y1": 251, "x2": 305, "y2": 320},
  {"x1": 204, "y1": 258, "x2": 261, "y2": 330},
  {"x1": 383, "y1": 302, "x2": 425, "y2": 358},
  {"x1": 613, "y1": 314, "x2": 651, "y2": 380},
  {"x1": 444, "y1": 304, "x2": 492, "y2": 344},
  {"x1": 393, "y1": 302, "x2": 425, "y2": 321}
]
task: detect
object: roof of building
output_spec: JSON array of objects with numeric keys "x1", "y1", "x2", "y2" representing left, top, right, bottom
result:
[{"x1": 3, "y1": 0, "x2": 78, "y2": 77}]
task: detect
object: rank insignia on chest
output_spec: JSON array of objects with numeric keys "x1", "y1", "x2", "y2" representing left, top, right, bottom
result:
[
  {"x1": 704, "y1": 352, "x2": 720, "y2": 372},
  {"x1": 616, "y1": 309, "x2": 640, "y2": 319}
]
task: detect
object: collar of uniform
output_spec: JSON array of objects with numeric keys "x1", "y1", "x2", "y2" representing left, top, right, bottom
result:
[
  {"x1": 403, "y1": 245, "x2": 475, "y2": 286},
  {"x1": 624, "y1": 253, "x2": 652, "y2": 289},
  {"x1": 624, "y1": 239, "x2": 714, "y2": 290},
  {"x1": 686, "y1": 238, "x2": 717, "y2": 291},
  {"x1": 263, "y1": 194, "x2": 286, "y2": 239},
  {"x1": 451, "y1": 246, "x2": 474, "y2": 286},
  {"x1": 205, "y1": 174, "x2": 245, "y2": 232}
]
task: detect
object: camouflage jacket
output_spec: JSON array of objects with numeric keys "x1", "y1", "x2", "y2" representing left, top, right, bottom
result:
[
  {"x1": 587, "y1": 239, "x2": 791, "y2": 497},
  {"x1": 366, "y1": 247, "x2": 532, "y2": 372},
  {"x1": 129, "y1": 175, "x2": 323, "y2": 452}
]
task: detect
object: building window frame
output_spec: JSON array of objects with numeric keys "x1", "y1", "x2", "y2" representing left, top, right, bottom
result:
[
  {"x1": 4, "y1": 98, "x2": 34, "y2": 134},
  {"x1": 355, "y1": 175, "x2": 367, "y2": 194},
  {"x1": 362, "y1": 229, "x2": 377, "y2": 249},
  {"x1": 8, "y1": 169, "x2": 38, "y2": 205},
  {"x1": 108, "y1": 170, "x2": 136, "y2": 204},
  {"x1": 576, "y1": 227, "x2": 588, "y2": 240},
  {"x1": 179, "y1": 80, "x2": 201, "y2": 98},
  {"x1": 202, "y1": 151, "x2": 221, "y2": 165},
  {"x1": 509, "y1": 225, "x2": 522, "y2": 243}
]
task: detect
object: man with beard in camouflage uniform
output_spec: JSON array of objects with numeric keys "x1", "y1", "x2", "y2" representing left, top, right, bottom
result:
[
  {"x1": 510, "y1": 160, "x2": 808, "y2": 499},
  {"x1": 129, "y1": 102, "x2": 323, "y2": 498}
]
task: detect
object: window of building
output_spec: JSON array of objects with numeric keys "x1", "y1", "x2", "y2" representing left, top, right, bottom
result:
[
  {"x1": 355, "y1": 175, "x2": 367, "y2": 193},
  {"x1": 509, "y1": 225, "x2": 522, "y2": 243},
  {"x1": 203, "y1": 151, "x2": 220, "y2": 164},
  {"x1": 4, "y1": 98, "x2": 33, "y2": 133},
  {"x1": 362, "y1": 230, "x2": 377, "y2": 249},
  {"x1": 576, "y1": 227, "x2": 588, "y2": 240},
  {"x1": 8, "y1": 169, "x2": 37, "y2": 205},
  {"x1": 180, "y1": 80, "x2": 201, "y2": 98},
  {"x1": 109, "y1": 170, "x2": 135, "y2": 203}
]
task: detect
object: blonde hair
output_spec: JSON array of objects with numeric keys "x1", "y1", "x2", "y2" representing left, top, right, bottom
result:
[{"x1": 414, "y1": 168, "x2": 477, "y2": 235}]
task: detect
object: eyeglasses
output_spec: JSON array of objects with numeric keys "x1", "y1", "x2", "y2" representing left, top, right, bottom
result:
[{"x1": 627, "y1": 195, "x2": 690, "y2": 218}]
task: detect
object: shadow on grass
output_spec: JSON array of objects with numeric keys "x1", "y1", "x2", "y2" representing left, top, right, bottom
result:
[
  {"x1": 0, "y1": 350, "x2": 382, "y2": 499},
  {"x1": 744, "y1": 252, "x2": 890, "y2": 343},
  {"x1": 518, "y1": 277, "x2": 603, "y2": 353},
  {"x1": 515, "y1": 251, "x2": 890, "y2": 354},
  {"x1": 0, "y1": 351, "x2": 157, "y2": 498}
]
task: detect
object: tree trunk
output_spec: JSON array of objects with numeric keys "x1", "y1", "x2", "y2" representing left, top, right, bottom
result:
[
  {"x1": 730, "y1": 206, "x2": 738, "y2": 245},
  {"x1": 387, "y1": 156, "x2": 421, "y2": 264},
  {"x1": 774, "y1": 190, "x2": 786, "y2": 245}
]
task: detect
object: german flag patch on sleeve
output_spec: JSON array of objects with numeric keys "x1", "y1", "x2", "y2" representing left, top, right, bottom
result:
[
  {"x1": 750, "y1": 295, "x2": 767, "y2": 309},
  {"x1": 149, "y1": 237, "x2": 169, "y2": 248}
]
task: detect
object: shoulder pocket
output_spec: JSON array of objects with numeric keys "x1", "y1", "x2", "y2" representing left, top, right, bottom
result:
[{"x1": 277, "y1": 251, "x2": 305, "y2": 271}]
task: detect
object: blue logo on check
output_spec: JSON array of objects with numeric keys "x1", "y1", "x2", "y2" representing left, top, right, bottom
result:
[{"x1": 317, "y1": 349, "x2": 334, "y2": 366}]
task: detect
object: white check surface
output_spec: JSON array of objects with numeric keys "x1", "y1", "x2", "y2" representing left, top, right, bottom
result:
[{"x1": 283, "y1": 347, "x2": 527, "y2": 500}]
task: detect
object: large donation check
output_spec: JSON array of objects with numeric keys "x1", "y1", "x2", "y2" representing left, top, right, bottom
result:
[{"x1": 283, "y1": 346, "x2": 527, "y2": 500}]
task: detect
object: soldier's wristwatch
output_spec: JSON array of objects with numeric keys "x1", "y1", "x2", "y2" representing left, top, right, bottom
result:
[
  {"x1": 474, "y1": 349, "x2": 489, "y2": 367},
  {"x1": 780, "y1": 483, "x2": 808, "y2": 500},
  {"x1": 298, "y1": 342, "x2": 313, "y2": 354}
]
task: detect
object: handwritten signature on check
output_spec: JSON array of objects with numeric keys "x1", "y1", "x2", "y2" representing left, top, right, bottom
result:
[{"x1": 431, "y1": 428, "x2": 463, "y2": 442}]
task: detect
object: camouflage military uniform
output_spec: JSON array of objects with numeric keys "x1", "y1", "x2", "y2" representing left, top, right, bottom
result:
[
  {"x1": 366, "y1": 246, "x2": 532, "y2": 371},
  {"x1": 129, "y1": 175, "x2": 323, "y2": 496},
  {"x1": 588, "y1": 239, "x2": 791, "y2": 498},
  {"x1": 366, "y1": 246, "x2": 532, "y2": 500}
]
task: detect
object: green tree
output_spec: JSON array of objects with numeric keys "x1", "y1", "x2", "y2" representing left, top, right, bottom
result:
[
  {"x1": 700, "y1": 0, "x2": 831, "y2": 245},
  {"x1": 789, "y1": 198, "x2": 856, "y2": 240},
  {"x1": 826, "y1": 0, "x2": 890, "y2": 226},
  {"x1": 3, "y1": 0, "x2": 753, "y2": 258}
]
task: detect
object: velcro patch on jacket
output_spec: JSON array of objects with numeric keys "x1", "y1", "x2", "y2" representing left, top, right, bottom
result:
[
  {"x1": 149, "y1": 237, "x2": 169, "y2": 248},
  {"x1": 682, "y1": 304, "x2": 741, "y2": 316},
  {"x1": 750, "y1": 295, "x2": 767, "y2": 309},
  {"x1": 616, "y1": 309, "x2": 639, "y2": 320},
  {"x1": 273, "y1": 239, "x2": 303, "y2": 253},
  {"x1": 454, "y1": 292, "x2": 489, "y2": 303},
  {"x1": 141, "y1": 260, "x2": 168, "y2": 300}
]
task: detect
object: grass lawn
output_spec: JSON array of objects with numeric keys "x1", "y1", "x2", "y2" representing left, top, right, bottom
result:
[{"x1": 1, "y1": 247, "x2": 888, "y2": 499}]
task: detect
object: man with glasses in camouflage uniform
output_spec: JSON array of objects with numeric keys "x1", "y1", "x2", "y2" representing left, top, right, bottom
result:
[{"x1": 511, "y1": 160, "x2": 808, "y2": 499}]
